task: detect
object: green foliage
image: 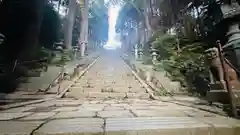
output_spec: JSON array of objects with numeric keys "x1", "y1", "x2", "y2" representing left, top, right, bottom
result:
[
  {"x1": 89, "y1": 1, "x2": 109, "y2": 42},
  {"x1": 152, "y1": 34, "x2": 177, "y2": 60},
  {"x1": 23, "y1": 47, "x2": 51, "y2": 62},
  {"x1": 152, "y1": 34, "x2": 209, "y2": 91},
  {"x1": 61, "y1": 49, "x2": 74, "y2": 63},
  {"x1": 142, "y1": 56, "x2": 152, "y2": 65},
  {"x1": 155, "y1": 87, "x2": 172, "y2": 96},
  {"x1": 115, "y1": 0, "x2": 143, "y2": 32}
]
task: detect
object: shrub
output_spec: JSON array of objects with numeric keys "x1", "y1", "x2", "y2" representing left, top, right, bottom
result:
[{"x1": 151, "y1": 33, "x2": 209, "y2": 94}]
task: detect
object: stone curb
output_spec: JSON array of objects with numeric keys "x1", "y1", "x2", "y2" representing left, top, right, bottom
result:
[
  {"x1": 121, "y1": 56, "x2": 158, "y2": 100},
  {"x1": 0, "y1": 98, "x2": 55, "y2": 110},
  {"x1": 122, "y1": 54, "x2": 184, "y2": 94},
  {"x1": 121, "y1": 55, "x2": 229, "y2": 117},
  {"x1": 0, "y1": 55, "x2": 100, "y2": 110},
  {"x1": 45, "y1": 53, "x2": 100, "y2": 91},
  {"x1": 57, "y1": 56, "x2": 100, "y2": 98},
  {"x1": 30, "y1": 117, "x2": 240, "y2": 135},
  {"x1": 123, "y1": 56, "x2": 172, "y2": 94}
]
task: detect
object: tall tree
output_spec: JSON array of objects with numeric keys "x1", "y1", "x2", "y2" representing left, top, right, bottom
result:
[
  {"x1": 115, "y1": 0, "x2": 145, "y2": 52},
  {"x1": 88, "y1": 0, "x2": 108, "y2": 50},
  {"x1": 79, "y1": 0, "x2": 89, "y2": 56},
  {"x1": 64, "y1": 0, "x2": 76, "y2": 50}
]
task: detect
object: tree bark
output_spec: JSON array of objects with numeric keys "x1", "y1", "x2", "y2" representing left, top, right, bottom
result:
[
  {"x1": 143, "y1": 0, "x2": 152, "y2": 42},
  {"x1": 64, "y1": 0, "x2": 76, "y2": 50},
  {"x1": 84, "y1": 0, "x2": 89, "y2": 54},
  {"x1": 135, "y1": 24, "x2": 141, "y2": 59},
  {"x1": 79, "y1": 0, "x2": 88, "y2": 57},
  {"x1": 79, "y1": 8, "x2": 86, "y2": 56}
]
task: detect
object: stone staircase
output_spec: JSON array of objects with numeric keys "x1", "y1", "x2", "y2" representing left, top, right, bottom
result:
[
  {"x1": 64, "y1": 54, "x2": 151, "y2": 100},
  {"x1": 64, "y1": 77, "x2": 150, "y2": 100},
  {"x1": 122, "y1": 56, "x2": 182, "y2": 95},
  {"x1": 1, "y1": 54, "x2": 240, "y2": 135}
]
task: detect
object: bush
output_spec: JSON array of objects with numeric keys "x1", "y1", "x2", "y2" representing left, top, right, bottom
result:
[
  {"x1": 151, "y1": 33, "x2": 209, "y2": 94},
  {"x1": 61, "y1": 50, "x2": 74, "y2": 63},
  {"x1": 142, "y1": 56, "x2": 153, "y2": 65}
]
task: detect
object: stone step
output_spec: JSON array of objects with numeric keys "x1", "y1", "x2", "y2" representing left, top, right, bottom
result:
[
  {"x1": 70, "y1": 86, "x2": 146, "y2": 93},
  {"x1": 126, "y1": 93, "x2": 150, "y2": 99},
  {"x1": 207, "y1": 90, "x2": 240, "y2": 104},
  {"x1": 65, "y1": 91, "x2": 150, "y2": 100},
  {"x1": 3, "y1": 94, "x2": 55, "y2": 100},
  {"x1": 0, "y1": 100, "x2": 16, "y2": 105},
  {"x1": 105, "y1": 117, "x2": 240, "y2": 135},
  {"x1": 210, "y1": 83, "x2": 224, "y2": 90},
  {"x1": 1, "y1": 117, "x2": 239, "y2": 135}
]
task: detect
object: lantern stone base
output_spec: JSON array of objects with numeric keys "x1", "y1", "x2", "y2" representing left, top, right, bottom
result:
[{"x1": 207, "y1": 89, "x2": 240, "y2": 104}]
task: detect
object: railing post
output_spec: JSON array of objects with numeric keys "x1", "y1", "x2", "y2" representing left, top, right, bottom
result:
[{"x1": 217, "y1": 40, "x2": 238, "y2": 117}]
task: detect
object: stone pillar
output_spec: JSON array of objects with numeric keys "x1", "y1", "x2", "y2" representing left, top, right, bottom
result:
[
  {"x1": 134, "y1": 44, "x2": 139, "y2": 59},
  {"x1": 151, "y1": 48, "x2": 158, "y2": 64},
  {"x1": 61, "y1": 65, "x2": 67, "y2": 79},
  {"x1": 73, "y1": 47, "x2": 77, "y2": 59},
  {"x1": 226, "y1": 22, "x2": 240, "y2": 72},
  {"x1": 80, "y1": 42, "x2": 85, "y2": 57},
  {"x1": 227, "y1": 23, "x2": 240, "y2": 44},
  {"x1": 138, "y1": 48, "x2": 143, "y2": 61}
]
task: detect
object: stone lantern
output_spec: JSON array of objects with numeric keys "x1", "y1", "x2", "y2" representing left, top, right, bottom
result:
[
  {"x1": 134, "y1": 44, "x2": 139, "y2": 59},
  {"x1": 198, "y1": 1, "x2": 240, "y2": 70},
  {"x1": 151, "y1": 48, "x2": 158, "y2": 64},
  {"x1": 138, "y1": 48, "x2": 144, "y2": 61}
]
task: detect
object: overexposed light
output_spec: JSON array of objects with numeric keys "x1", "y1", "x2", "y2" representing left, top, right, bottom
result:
[
  {"x1": 103, "y1": 45, "x2": 117, "y2": 50},
  {"x1": 52, "y1": 1, "x2": 68, "y2": 18},
  {"x1": 104, "y1": 3, "x2": 121, "y2": 49},
  {"x1": 104, "y1": 0, "x2": 110, "y2": 3}
]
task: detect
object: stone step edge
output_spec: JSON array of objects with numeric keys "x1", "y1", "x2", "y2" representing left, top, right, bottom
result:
[
  {"x1": 121, "y1": 56, "x2": 183, "y2": 96},
  {"x1": 105, "y1": 117, "x2": 239, "y2": 134},
  {"x1": 65, "y1": 92, "x2": 150, "y2": 99},
  {"x1": 32, "y1": 117, "x2": 240, "y2": 135},
  {"x1": 38, "y1": 54, "x2": 99, "y2": 93},
  {"x1": 49, "y1": 55, "x2": 100, "y2": 94},
  {"x1": 0, "y1": 56, "x2": 100, "y2": 110},
  {"x1": 57, "y1": 56, "x2": 100, "y2": 98},
  {"x1": 121, "y1": 56, "x2": 157, "y2": 100}
]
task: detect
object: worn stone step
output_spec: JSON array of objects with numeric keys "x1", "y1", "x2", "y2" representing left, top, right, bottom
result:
[
  {"x1": 3, "y1": 94, "x2": 55, "y2": 100},
  {"x1": 111, "y1": 87, "x2": 130, "y2": 93},
  {"x1": 0, "y1": 121, "x2": 43, "y2": 135},
  {"x1": 65, "y1": 91, "x2": 127, "y2": 99},
  {"x1": 33, "y1": 118, "x2": 104, "y2": 135},
  {"x1": 105, "y1": 117, "x2": 240, "y2": 135},
  {"x1": 69, "y1": 87, "x2": 101, "y2": 92},
  {"x1": 210, "y1": 83, "x2": 224, "y2": 90},
  {"x1": 88, "y1": 92, "x2": 126, "y2": 99},
  {"x1": 66, "y1": 91, "x2": 150, "y2": 99},
  {"x1": 126, "y1": 93, "x2": 150, "y2": 99},
  {"x1": 64, "y1": 91, "x2": 89, "y2": 99},
  {"x1": 129, "y1": 88, "x2": 146, "y2": 93},
  {"x1": 1, "y1": 117, "x2": 239, "y2": 135},
  {"x1": 207, "y1": 90, "x2": 240, "y2": 104}
]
